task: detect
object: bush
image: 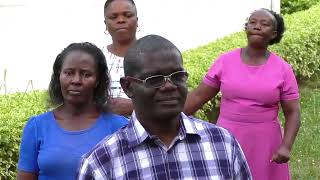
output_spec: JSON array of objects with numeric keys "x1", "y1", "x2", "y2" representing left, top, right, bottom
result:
[
  {"x1": 272, "y1": 5, "x2": 320, "y2": 79},
  {"x1": 2, "y1": 4, "x2": 320, "y2": 179},
  {"x1": 183, "y1": 4, "x2": 320, "y2": 120},
  {"x1": 0, "y1": 91, "x2": 47, "y2": 179},
  {"x1": 281, "y1": 0, "x2": 320, "y2": 14}
]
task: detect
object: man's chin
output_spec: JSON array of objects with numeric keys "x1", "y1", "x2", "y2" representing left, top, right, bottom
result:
[{"x1": 155, "y1": 109, "x2": 182, "y2": 120}]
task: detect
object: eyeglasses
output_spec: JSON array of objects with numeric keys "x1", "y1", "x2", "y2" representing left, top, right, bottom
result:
[{"x1": 126, "y1": 70, "x2": 188, "y2": 88}]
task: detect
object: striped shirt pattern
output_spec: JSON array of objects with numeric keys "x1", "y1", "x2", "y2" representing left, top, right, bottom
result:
[{"x1": 78, "y1": 112, "x2": 252, "y2": 180}]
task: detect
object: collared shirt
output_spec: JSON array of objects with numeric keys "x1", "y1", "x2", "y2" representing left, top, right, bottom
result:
[{"x1": 77, "y1": 112, "x2": 252, "y2": 180}]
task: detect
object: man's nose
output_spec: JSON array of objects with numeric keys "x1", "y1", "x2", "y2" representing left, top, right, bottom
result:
[{"x1": 161, "y1": 77, "x2": 177, "y2": 89}]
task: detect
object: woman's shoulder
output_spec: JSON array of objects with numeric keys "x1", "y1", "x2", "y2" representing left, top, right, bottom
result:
[
  {"x1": 212, "y1": 48, "x2": 241, "y2": 66},
  {"x1": 222, "y1": 48, "x2": 240, "y2": 56},
  {"x1": 269, "y1": 52, "x2": 293, "y2": 69},
  {"x1": 102, "y1": 45, "x2": 122, "y2": 60},
  {"x1": 24, "y1": 111, "x2": 54, "y2": 130},
  {"x1": 101, "y1": 112, "x2": 129, "y2": 126},
  {"x1": 102, "y1": 45, "x2": 111, "y2": 55},
  {"x1": 28, "y1": 111, "x2": 53, "y2": 122},
  {"x1": 217, "y1": 48, "x2": 241, "y2": 61}
]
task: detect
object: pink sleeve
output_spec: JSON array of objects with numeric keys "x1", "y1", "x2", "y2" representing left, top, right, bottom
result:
[
  {"x1": 280, "y1": 64, "x2": 299, "y2": 101},
  {"x1": 203, "y1": 56, "x2": 223, "y2": 89}
]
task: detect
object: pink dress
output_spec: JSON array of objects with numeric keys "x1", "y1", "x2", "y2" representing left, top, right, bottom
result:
[{"x1": 203, "y1": 48, "x2": 299, "y2": 180}]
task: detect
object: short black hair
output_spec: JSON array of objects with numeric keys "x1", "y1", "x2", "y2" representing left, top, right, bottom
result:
[
  {"x1": 262, "y1": 8, "x2": 285, "y2": 45},
  {"x1": 48, "y1": 42, "x2": 110, "y2": 110},
  {"x1": 104, "y1": 0, "x2": 137, "y2": 15},
  {"x1": 246, "y1": 8, "x2": 285, "y2": 45},
  {"x1": 123, "y1": 34, "x2": 182, "y2": 76}
]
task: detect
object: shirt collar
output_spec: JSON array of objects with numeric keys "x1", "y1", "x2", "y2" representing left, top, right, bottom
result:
[{"x1": 126, "y1": 111, "x2": 201, "y2": 148}]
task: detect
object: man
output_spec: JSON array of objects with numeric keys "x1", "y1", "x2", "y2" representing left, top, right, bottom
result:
[{"x1": 77, "y1": 35, "x2": 252, "y2": 180}]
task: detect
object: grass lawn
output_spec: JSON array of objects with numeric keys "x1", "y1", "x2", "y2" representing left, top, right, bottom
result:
[{"x1": 289, "y1": 85, "x2": 320, "y2": 179}]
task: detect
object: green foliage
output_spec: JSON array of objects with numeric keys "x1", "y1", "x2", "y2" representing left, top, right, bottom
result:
[
  {"x1": 289, "y1": 87, "x2": 320, "y2": 179},
  {"x1": 272, "y1": 5, "x2": 320, "y2": 79},
  {"x1": 281, "y1": 0, "x2": 320, "y2": 14},
  {"x1": 183, "y1": 4, "x2": 320, "y2": 120},
  {"x1": 0, "y1": 91, "x2": 47, "y2": 179}
]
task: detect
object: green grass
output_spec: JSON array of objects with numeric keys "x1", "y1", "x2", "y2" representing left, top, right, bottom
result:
[{"x1": 289, "y1": 86, "x2": 320, "y2": 179}]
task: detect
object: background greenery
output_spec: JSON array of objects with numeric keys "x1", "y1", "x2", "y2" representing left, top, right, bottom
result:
[
  {"x1": 1, "y1": 2, "x2": 320, "y2": 180},
  {"x1": 281, "y1": 0, "x2": 320, "y2": 14},
  {"x1": 289, "y1": 85, "x2": 320, "y2": 179},
  {"x1": 0, "y1": 91, "x2": 47, "y2": 178}
]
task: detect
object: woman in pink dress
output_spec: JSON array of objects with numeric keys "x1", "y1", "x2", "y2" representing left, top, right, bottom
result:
[{"x1": 184, "y1": 9, "x2": 301, "y2": 180}]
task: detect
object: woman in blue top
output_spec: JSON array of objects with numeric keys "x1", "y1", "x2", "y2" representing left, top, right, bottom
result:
[{"x1": 17, "y1": 42, "x2": 128, "y2": 180}]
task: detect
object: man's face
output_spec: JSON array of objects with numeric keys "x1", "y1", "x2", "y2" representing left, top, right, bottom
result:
[{"x1": 126, "y1": 49, "x2": 188, "y2": 120}]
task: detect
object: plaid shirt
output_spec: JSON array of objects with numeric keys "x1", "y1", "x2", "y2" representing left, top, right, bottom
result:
[{"x1": 77, "y1": 112, "x2": 252, "y2": 180}]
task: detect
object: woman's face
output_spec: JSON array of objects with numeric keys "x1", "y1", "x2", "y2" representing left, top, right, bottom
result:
[
  {"x1": 245, "y1": 10, "x2": 277, "y2": 47},
  {"x1": 104, "y1": 0, "x2": 138, "y2": 44},
  {"x1": 59, "y1": 50, "x2": 98, "y2": 106}
]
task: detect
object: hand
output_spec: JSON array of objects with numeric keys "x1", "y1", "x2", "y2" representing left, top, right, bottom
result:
[{"x1": 271, "y1": 145, "x2": 291, "y2": 164}]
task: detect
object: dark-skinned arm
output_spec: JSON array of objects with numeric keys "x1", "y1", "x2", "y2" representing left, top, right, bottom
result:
[
  {"x1": 271, "y1": 99, "x2": 301, "y2": 163},
  {"x1": 109, "y1": 97, "x2": 133, "y2": 116},
  {"x1": 184, "y1": 82, "x2": 220, "y2": 116},
  {"x1": 17, "y1": 171, "x2": 38, "y2": 180}
]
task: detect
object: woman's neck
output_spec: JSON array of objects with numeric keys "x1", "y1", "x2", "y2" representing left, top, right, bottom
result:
[
  {"x1": 245, "y1": 46, "x2": 267, "y2": 57},
  {"x1": 57, "y1": 102, "x2": 99, "y2": 118},
  {"x1": 108, "y1": 38, "x2": 137, "y2": 57},
  {"x1": 241, "y1": 46, "x2": 270, "y2": 65},
  {"x1": 53, "y1": 103, "x2": 101, "y2": 131}
]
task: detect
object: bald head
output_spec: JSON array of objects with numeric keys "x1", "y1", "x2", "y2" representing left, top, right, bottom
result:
[{"x1": 124, "y1": 35, "x2": 182, "y2": 77}]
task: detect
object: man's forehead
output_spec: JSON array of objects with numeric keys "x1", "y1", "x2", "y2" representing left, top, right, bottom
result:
[
  {"x1": 125, "y1": 46, "x2": 183, "y2": 77},
  {"x1": 141, "y1": 49, "x2": 181, "y2": 61},
  {"x1": 138, "y1": 52, "x2": 183, "y2": 77}
]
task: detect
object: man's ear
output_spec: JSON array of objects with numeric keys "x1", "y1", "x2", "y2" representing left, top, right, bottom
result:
[{"x1": 120, "y1": 77, "x2": 134, "y2": 98}]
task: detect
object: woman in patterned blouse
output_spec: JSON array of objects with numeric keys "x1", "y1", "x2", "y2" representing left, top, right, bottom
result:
[{"x1": 103, "y1": 0, "x2": 138, "y2": 116}]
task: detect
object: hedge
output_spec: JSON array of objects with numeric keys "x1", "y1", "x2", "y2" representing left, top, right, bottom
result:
[
  {"x1": 272, "y1": 4, "x2": 320, "y2": 79},
  {"x1": 281, "y1": 0, "x2": 320, "y2": 14},
  {"x1": 0, "y1": 91, "x2": 47, "y2": 179},
  {"x1": 1, "y1": 4, "x2": 320, "y2": 179},
  {"x1": 183, "y1": 3, "x2": 320, "y2": 120}
]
